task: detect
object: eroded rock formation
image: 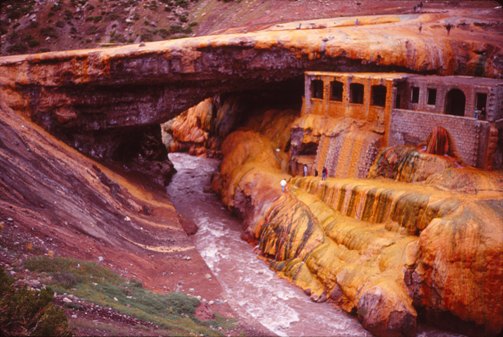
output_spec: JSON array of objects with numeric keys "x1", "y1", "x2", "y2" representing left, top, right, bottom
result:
[
  {"x1": 1, "y1": 7, "x2": 503, "y2": 337},
  {"x1": 213, "y1": 105, "x2": 503, "y2": 337},
  {"x1": 1, "y1": 10, "x2": 502, "y2": 164}
]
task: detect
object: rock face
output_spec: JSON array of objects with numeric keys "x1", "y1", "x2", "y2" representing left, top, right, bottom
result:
[
  {"x1": 162, "y1": 98, "x2": 217, "y2": 156},
  {"x1": 0, "y1": 100, "x2": 224, "y2": 298},
  {"x1": 161, "y1": 95, "x2": 250, "y2": 157},
  {"x1": 1, "y1": 10, "x2": 502, "y2": 133},
  {"x1": 1, "y1": 10, "x2": 501, "y2": 183},
  {"x1": 214, "y1": 105, "x2": 503, "y2": 337}
]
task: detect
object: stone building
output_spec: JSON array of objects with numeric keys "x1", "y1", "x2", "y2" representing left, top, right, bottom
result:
[{"x1": 293, "y1": 71, "x2": 503, "y2": 176}]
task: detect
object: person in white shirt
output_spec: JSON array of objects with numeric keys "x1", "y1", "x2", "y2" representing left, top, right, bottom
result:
[{"x1": 280, "y1": 179, "x2": 287, "y2": 192}]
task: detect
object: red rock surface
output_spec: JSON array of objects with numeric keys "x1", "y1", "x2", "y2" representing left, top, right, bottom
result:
[{"x1": 0, "y1": 99, "x2": 245, "y2": 332}]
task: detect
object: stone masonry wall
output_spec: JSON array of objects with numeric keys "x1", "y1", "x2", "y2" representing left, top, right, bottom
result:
[{"x1": 390, "y1": 109, "x2": 490, "y2": 167}]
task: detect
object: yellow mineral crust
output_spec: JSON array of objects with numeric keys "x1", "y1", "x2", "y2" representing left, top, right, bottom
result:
[{"x1": 216, "y1": 107, "x2": 503, "y2": 336}]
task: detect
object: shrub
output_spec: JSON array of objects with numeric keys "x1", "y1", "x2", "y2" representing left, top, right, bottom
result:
[
  {"x1": 169, "y1": 24, "x2": 184, "y2": 34},
  {"x1": 165, "y1": 292, "x2": 200, "y2": 316},
  {"x1": 27, "y1": 39, "x2": 40, "y2": 48},
  {"x1": 41, "y1": 27, "x2": 58, "y2": 38},
  {"x1": 108, "y1": 13, "x2": 120, "y2": 21},
  {"x1": 53, "y1": 272, "x2": 81, "y2": 289},
  {"x1": 0, "y1": 268, "x2": 72, "y2": 337},
  {"x1": 175, "y1": 0, "x2": 189, "y2": 8},
  {"x1": 64, "y1": 9, "x2": 73, "y2": 20},
  {"x1": 158, "y1": 28, "x2": 170, "y2": 38}
]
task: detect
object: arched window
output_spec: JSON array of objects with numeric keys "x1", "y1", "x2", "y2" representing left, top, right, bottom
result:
[
  {"x1": 445, "y1": 89, "x2": 466, "y2": 116},
  {"x1": 371, "y1": 85, "x2": 386, "y2": 107},
  {"x1": 350, "y1": 83, "x2": 364, "y2": 104}
]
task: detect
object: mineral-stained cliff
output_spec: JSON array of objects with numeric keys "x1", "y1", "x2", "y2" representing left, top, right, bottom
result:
[
  {"x1": 162, "y1": 98, "x2": 217, "y2": 156},
  {"x1": 1, "y1": 9, "x2": 502, "y2": 166},
  {"x1": 214, "y1": 106, "x2": 503, "y2": 337}
]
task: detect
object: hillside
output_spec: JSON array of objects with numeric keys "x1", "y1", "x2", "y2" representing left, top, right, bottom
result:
[{"x1": 1, "y1": 0, "x2": 502, "y2": 55}]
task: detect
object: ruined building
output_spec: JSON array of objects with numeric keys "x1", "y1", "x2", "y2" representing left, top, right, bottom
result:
[{"x1": 290, "y1": 72, "x2": 503, "y2": 177}]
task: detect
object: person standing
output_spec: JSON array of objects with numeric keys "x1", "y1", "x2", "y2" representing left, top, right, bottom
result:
[
  {"x1": 322, "y1": 167, "x2": 328, "y2": 181},
  {"x1": 303, "y1": 164, "x2": 308, "y2": 177},
  {"x1": 280, "y1": 179, "x2": 287, "y2": 193}
]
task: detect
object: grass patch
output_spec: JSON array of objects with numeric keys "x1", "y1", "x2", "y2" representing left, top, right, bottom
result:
[{"x1": 25, "y1": 256, "x2": 227, "y2": 336}]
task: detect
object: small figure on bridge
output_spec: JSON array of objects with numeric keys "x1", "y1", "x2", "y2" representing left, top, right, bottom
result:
[{"x1": 303, "y1": 164, "x2": 308, "y2": 177}]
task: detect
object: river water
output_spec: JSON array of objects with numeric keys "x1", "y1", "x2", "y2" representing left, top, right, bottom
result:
[{"x1": 167, "y1": 153, "x2": 464, "y2": 337}]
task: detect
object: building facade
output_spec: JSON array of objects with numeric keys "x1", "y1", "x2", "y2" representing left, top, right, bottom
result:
[{"x1": 301, "y1": 71, "x2": 503, "y2": 170}]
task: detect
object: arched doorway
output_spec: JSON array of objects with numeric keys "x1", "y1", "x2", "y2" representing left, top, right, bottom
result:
[{"x1": 445, "y1": 89, "x2": 466, "y2": 116}]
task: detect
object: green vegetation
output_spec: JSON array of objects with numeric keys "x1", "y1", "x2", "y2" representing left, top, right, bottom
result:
[
  {"x1": 41, "y1": 27, "x2": 58, "y2": 38},
  {"x1": 0, "y1": 268, "x2": 72, "y2": 337},
  {"x1": 5, "y1": 0, "x2": 35, "y2": 20},
  {"x1": 25, "y1": 256, "x2": 228, "y2": 336},
  {"x1": 23, "y1": 34, "x2": 40, "y2": 48}
]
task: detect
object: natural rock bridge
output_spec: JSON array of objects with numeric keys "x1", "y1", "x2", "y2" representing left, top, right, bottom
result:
[
  {"x1": 1, "y1": 9, "x2": 502, "y2": 337},
  {"x1": 1, "y1": 12, "x2": 502, "y2": 136}
]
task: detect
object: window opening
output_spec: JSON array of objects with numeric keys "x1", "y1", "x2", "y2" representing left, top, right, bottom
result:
[
  {"x1": 311, "y1": 80, "x2": 324, "y2": 99},
  {"x1": 371, "y1": 85, "x2": 386, "y2": 107},
  {"x1": 427, "y1": 88, "x2": 437, "y2": 105},
  {"x1": 350, "y1": 83, "x2": 364, "y2": 104},
  {"x1": 411, "y1": 86, "x2": 420, "y2": 103},
  {"x1": 330, "y1": 81, "x2": 343, "y2": 101}
]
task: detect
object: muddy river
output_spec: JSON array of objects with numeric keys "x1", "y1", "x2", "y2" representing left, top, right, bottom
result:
[{"x1": 167, "y1": 153, "x2": 464, "y2": 337}]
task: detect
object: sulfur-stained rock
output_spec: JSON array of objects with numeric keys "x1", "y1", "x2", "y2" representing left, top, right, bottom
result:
[
  {"x1": 162, "y1": 98, "x2": 215, "y2": 156},
  {"x1": 410, "y1": 201, "x2": 503, "y2": 336},
  {"x1": 369, "y1": 145, "x2": 461, "y2": 183},
  {"x1": 215, "y1": 104, "x2": 503, "y2": 336}
]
